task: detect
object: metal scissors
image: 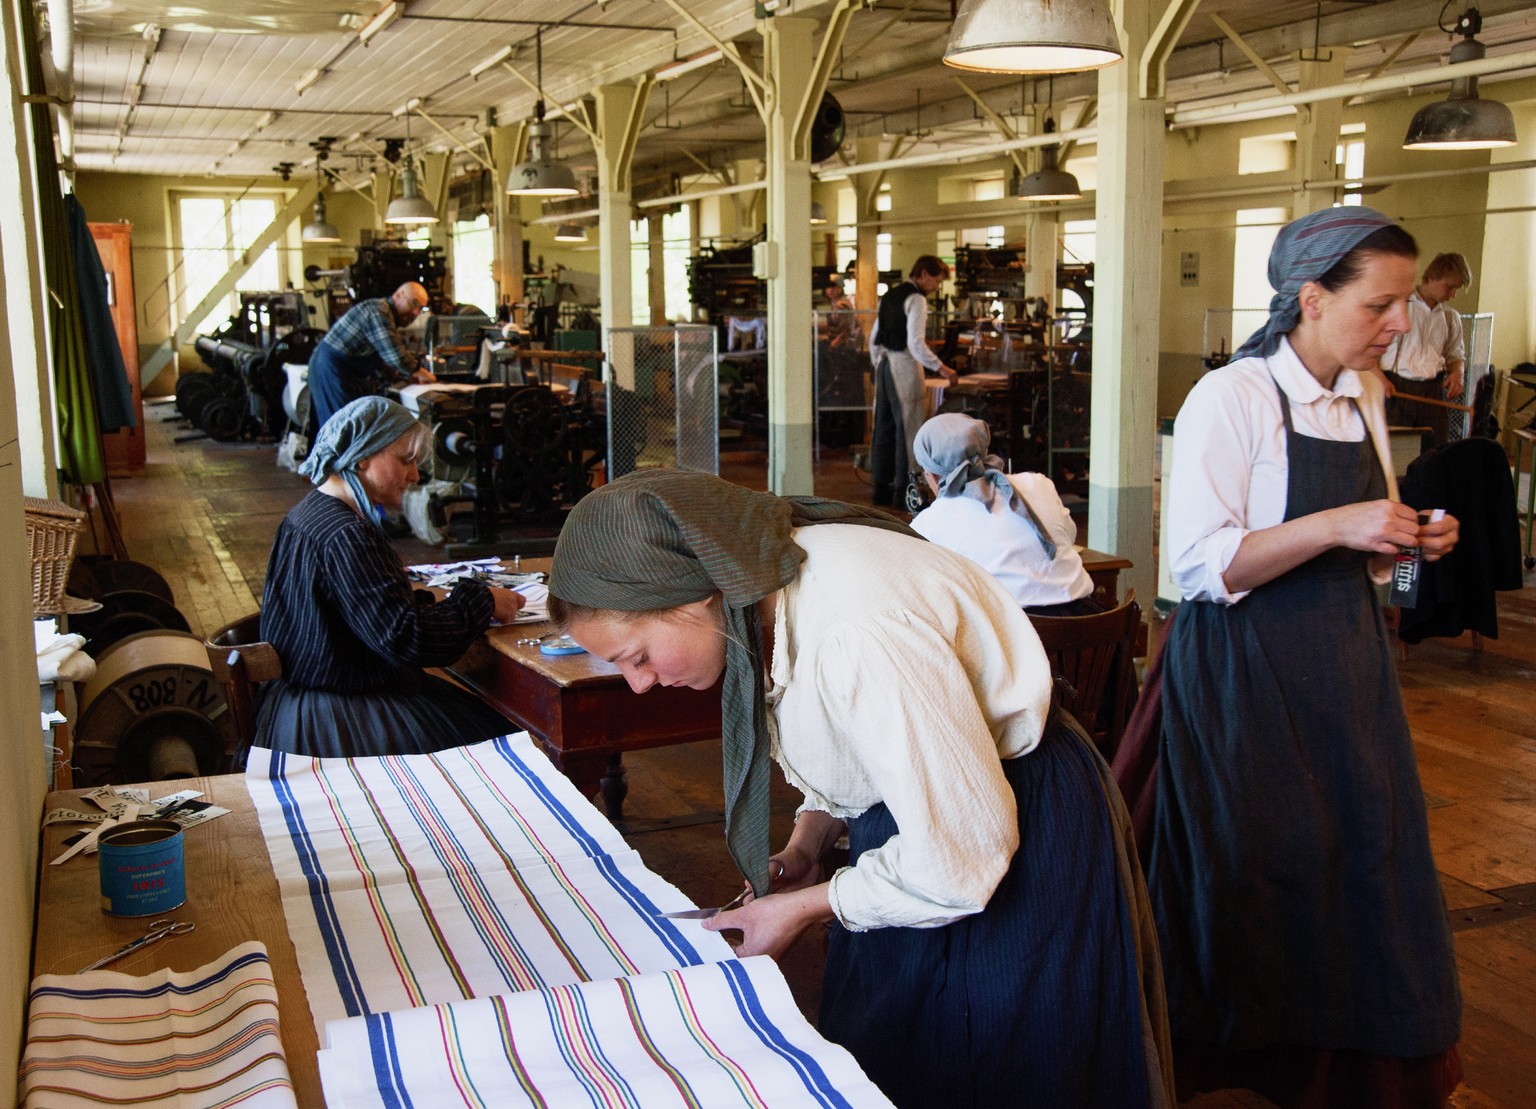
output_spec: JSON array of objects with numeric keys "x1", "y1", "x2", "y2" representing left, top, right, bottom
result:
[
  {"x1": 658, "y1": 887, "x2": 751, "y2": 920},
  {"x1": 78, "y1": 919, "x2": 196, "y2": 973}
]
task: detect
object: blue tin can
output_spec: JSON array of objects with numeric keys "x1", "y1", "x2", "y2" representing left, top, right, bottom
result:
[{"x1": 98, "y1": 819, "x2": 186, "y2": 917}]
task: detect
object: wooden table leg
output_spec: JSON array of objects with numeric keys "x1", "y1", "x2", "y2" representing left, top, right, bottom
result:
[{"x1": 600, "y1": 754, "x2": 628, "y2": 824}]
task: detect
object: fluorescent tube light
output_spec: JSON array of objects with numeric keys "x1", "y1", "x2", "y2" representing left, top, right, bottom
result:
[
  {"x1": 470, "y1": 45, "x2": 513, "y2": 79},
  {"x1": 358, "y1": 1, "x2": 403, "y2": 46},
  {"x1": 655, "y1": 48, "x2": 722, "y2": 82},
  {"x1": 294, "y1": 67, "x2": 325, "y2": 95}
]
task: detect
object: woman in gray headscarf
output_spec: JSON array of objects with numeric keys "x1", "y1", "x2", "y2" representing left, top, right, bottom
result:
[
  {"x1": 548, "y1": 468, "x2": 1175, "y2": 1109},
  {"x1": 1154, "y1": 207, "x2": 1463, "y2": 1105},
  {"x1": 252, "y1": 397, "x2": 523, "y2": 759},
  {"x1": 909, "y1": 412, "x2": 1098, "y2": 615}
]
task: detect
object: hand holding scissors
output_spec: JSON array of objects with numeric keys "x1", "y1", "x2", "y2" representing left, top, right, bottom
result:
[{"x1": 78, "y1": 919, "x2": 195, "y2": 973}]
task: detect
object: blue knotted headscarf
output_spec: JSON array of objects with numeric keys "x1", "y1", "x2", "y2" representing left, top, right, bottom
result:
[
  {"x1": 912, "y1": 412, "x2": 1057, "y2": 559},
  {"x1": 1231, "y1": 206, "x2": 1399, "y2": 363},
  {"x1": 298, "y1": 395, "x2": 423, "y2": 527}
]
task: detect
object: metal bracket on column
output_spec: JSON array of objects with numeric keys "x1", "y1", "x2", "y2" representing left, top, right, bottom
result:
[
  {"x1": 499, "y1": 60, "x2": 600, "y2": 146},
  {"x1": 953, "y1": 76, "x2": 1029, "y2": 176},
  {"x1": 789, "y1": 0, "x2": 860, "y2": 159},
  {"x1": 412, "y1": 105, "x2": 494, "y2": 172},
  {"x1": 596, "y1": 77, "x2": 654, "y2": 195},
  {"x1": 658, "y1": 0, "x2": 768, "y2": 115},
  {"x1": 1138, "y1": 0, "x2": 1204, "y2": 99}
]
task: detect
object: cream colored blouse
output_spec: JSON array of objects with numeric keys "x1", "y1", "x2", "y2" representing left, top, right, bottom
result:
[{"x1": 764, "y1": 525, "x2": 1054, "y2": 931}]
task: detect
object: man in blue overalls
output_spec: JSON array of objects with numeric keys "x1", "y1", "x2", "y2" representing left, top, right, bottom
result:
[{"x1": 308, "y1": 282, "x2": 437, "y2": 432}]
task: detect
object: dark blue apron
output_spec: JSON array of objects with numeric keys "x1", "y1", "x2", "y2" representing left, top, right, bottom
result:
[
  {"x1": 1152, "y1": 375, "x2": 1460, "y2": 1057},
  {"x1": 308, "y1": 341, "x2": 388, "y2": 431}
]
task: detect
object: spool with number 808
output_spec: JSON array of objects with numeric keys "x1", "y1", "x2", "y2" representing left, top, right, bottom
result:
[{"x1": 75, "y1": 631, "x2": 237, "y2": 788}]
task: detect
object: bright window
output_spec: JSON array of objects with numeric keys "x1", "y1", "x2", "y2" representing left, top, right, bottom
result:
[
  {"x1": 451, "y1": 213, "x2": 496, "y2": 314},
  {"x1": 1336, "y1": 136, "x2": 1366, "y2": 206},
  {"x1": 173, "y1": 192, "x2": 285, "y2": 335},
  {"x1": 1062, "y1": 219, "x2": 1095, "y2": 265},
  {"x1": 1234, "y1": 207, "x2": 1287, "y2": 310}
]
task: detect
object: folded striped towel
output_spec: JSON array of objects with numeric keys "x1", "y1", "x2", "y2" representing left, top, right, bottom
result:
[{"x1": 20, "y1": 941, "x2": 296, "y2": 1108}]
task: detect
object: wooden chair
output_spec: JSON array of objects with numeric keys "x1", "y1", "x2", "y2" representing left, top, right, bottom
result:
[
  {"x1": 1027, "y1": 591, "x2": 1143, "y2": 758},
  {"x1": 204, "y1": 613, "x2": 282, "y2": 755}
]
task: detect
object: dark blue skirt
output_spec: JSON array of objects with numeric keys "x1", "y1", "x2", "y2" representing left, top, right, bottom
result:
[
  {"x1": 248, "y1": 672, "x2": 515, "y2": 761},
  {"x1": 819, "y1": 718, "x2": 1157, "y2": 1109}
]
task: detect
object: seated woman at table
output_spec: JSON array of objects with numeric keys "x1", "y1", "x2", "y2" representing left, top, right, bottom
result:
[
  {"x1": 546, "y1": 469, "x2": 1174, "y2": 1109},
  {"x1": 252, "y1": 396, "x2": 524, "y2": 760},
  {"x1": 909, "y1": 412, "x2": 1100, "y2": 616}
]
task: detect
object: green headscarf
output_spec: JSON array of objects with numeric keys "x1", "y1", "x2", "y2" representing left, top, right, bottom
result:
[{"x1": 550, "y1": 469, "x2": 915, "y2": 894}]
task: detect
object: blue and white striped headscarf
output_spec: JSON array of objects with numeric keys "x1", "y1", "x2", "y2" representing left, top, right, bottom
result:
[
  {"x1": 1231, "y1": 206, "x2": 1399, "y2": 363},
  {"x1": 912, "y1": 413, "x2": 1056, "y2": 559},
  {"x1": 298, "y1": 395, "x2": 422, "y2": 527}
]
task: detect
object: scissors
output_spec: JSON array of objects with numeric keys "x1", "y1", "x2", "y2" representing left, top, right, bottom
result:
[
  {"x1": 78, "y1": 919, "x2": 196, "y2": 973},
  {"x1": 658, "y1": 887, "x2": 751, "y2": 920}
]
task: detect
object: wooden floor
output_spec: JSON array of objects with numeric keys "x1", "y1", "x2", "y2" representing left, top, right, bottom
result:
[{"x1": 94, "y1": 399, "x2": 1536, "y2": 1106}]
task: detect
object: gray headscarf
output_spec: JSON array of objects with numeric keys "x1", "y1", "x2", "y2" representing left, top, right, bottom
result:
[
  {"x1": 298, "y1": 395, "x2": 422, "y2": 527},
  {"x1": 550, "y1": 469, "x2": 915, "y2": 895},
  {"x1": 912, "y1": 413, "x2": 1056, "y2": 559},
  {"x1": 1231, "y1": 205, "x2": 1399, "y2": 363}
]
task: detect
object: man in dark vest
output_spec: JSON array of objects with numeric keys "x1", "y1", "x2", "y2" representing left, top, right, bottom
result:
[
  {"x1": 308, "y1": 282, "x2": 437, "y2": 432},
  {"x1": 867, "y1": 255, "x2": 956, "y2": 506}
]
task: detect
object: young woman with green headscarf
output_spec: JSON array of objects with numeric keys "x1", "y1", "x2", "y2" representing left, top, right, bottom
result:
[
  {"x1": 252, "y1": 396, "x2": 524, "y2": 759},
  {"x1": 548, "y1": 468, "x2": 1175, "y2": 1109},
  {"x1": 1156, "y1": 206, "x2": 1462, "y2": 1105}
]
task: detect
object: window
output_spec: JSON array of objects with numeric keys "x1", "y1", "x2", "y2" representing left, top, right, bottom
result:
[
  {"x1": 450, "y1": 213, "x2": 496, "y2": 314},
  {"x1": 629, "y1": 206, "x2": 694, "y2": 325},
  {"x1": 1233, "y1": 207, "x2": 1287, "y2": 311},
  {"x1": 876, "y1": 232, "x2": 892, "y2": 286},
  {"x1": 1336, "y1": 135, "x2": 1366, "y2": 206},
  {"x1": 173, "y1": 192, "x2": 286, "y2": 335},
  {"x1": 1062, "y1": 220, "x2": 1096, "y2": 265}
]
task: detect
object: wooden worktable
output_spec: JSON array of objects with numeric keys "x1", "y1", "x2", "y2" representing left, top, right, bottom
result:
[{"x1": 32, "y1": 775, "x2": 323, "y2": 1107}]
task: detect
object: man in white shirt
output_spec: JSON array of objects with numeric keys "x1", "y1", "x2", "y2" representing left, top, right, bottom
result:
[
  {"x1": 1376, "y1": 251, "x2": 1470, "y2": 447},
  {"x1": 867, "y1": 255, "x2": 957, "y2": 506}
]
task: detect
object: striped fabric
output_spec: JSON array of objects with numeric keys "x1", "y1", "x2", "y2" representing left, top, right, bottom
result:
[
  {"x1": 20, "y1": 941, "x2": 296, "y2": 1108},
  {"x1": 246, "y1": 733, "x2": 737, "y2": 1031},
  {"x1": 316, "y1": 956, "x2": 894, "y2": 1109}
]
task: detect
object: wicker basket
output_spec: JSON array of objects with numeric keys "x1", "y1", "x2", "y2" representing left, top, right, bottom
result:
[{"x1": 25, "y1": 496, "x2": 86, "y2": 616}]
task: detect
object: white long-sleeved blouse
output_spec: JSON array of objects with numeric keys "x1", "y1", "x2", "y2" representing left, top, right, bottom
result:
[{"x1": 764, "y1": 524, "x2": 1053, "y2": 931}]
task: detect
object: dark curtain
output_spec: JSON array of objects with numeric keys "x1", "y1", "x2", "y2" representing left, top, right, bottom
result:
[{"x1": 68, "y1": 194, "x2": 134, "y2": 433}]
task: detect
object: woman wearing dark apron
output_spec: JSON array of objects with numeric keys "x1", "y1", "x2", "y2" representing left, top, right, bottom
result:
[{"x1": 1155, "y1": 207, "x2": 1463, "y2": 1107}]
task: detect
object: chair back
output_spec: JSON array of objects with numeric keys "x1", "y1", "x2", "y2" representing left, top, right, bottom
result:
[
  {"x1": 1027, "y1": 591, "x2": 1142, "y2": 757},
  {"x1": 204, "y1": 613, "x2": 282, "y2": 752}
]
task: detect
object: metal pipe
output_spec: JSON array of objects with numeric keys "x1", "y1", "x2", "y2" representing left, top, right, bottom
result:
[{"x1": 46, "y1": 0, "x2": 73, "y2": 170}]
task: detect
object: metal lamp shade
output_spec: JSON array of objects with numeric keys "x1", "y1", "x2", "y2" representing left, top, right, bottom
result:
[
  {"x1": 810, "y1": 202, "x2": 828, "y2": 225},
  {"x1": 553, "y1": 223, "x2": 587, "y2": 242},
  {"x1": 301, "y1": 196, "x2": 341, "y2": 243},
  {"x1": 1012, "y1": 165, "x2": 1082, "y2": 201},
  {"x1": 385, "y1": 164, "x2": 438, "y2": 225},
  {"x1": 944, "y1": 0, "x2": 1122, "y2": 74},
  {"x1": 1403, "y1": 35, "x2": 1517, "y2": 150},
  {"x1": 507, "y1": 120, "x2": 580, "y2": 197}
]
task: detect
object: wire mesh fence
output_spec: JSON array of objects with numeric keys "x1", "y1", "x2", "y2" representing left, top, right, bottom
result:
[
  {"x1": 1451, "y1": 312, "x2": 1495, "y2": 442},
  {"x1": 604, "y1": 325, "x2": 719, "y2": 480}
]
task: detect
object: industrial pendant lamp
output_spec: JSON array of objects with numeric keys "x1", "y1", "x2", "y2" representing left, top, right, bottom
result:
[
  {"x1": 943, "y1": 0, "x2": 1122, "y2": 75},
  {"x1": 1402, "y1": 6, "x2": 1516, "y2": 150},
  {"x1": 507, "y1": 30, "x2": 580, "y2": 197},
  {"x1": 302, "y1": 140, "x2": 342, "y2": 243},
  {"x1": 1014, "y1": 83, "x2": 1081, "y2": 201},
  {"x1": 553, "y1": 223, "x2": 587, "y2": 242},
  {"x1": 810, "y1": 202, "x2": 828, "y2": 225},
  {"x1": 385, "y1": 112, "x2": 439, "y2": 225}
]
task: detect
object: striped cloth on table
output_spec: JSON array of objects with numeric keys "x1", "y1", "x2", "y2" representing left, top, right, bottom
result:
[
  {"x1": 20, "y1": 941, "x2": 295, "y2": 1108},
  {"x1": 245, "y1": 733, "x2": 736, "y2": 1031},
  {"x1": 317, "y1": 956, "x2": 894, "y2": 1109}
]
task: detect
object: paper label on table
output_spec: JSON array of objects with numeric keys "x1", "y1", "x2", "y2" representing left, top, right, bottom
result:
[{"x1": 43, "y1": 808, "x2": 112, "y2": 827}]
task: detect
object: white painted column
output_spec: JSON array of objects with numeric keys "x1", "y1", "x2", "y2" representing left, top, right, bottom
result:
[
  {"x1": 1292, "y1": 51, "x2": 1349, "y2": 217},
  {"x1": 0, "y1": 0, "x2": 57, "y2": 495},
  {"x1": 1090, "y1": 0, "x2": 1166, "y2": 603},
  {"x1": 852, "y1": 137, "x2": 883, "y2": 313},
  {"x1": 594, "y1": 82, "x2": 649, "y2": 352},
  {"x1": 490, "y1": 122, "x2": 528, "y2": 308},
  {"x1": 761, "y1": 15, "x2": 818, "y2": 494}
]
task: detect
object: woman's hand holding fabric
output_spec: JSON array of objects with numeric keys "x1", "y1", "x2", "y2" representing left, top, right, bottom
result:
[
  {"x1": 1328, "y1": 499, "x2": 1422, "y2": 554},
  {"x1": 488, "y1": 586, "x2": 526, "y2": 623},
  {"x1": 1415, "y1": 511, "x2": 1459, "y2": 561}
]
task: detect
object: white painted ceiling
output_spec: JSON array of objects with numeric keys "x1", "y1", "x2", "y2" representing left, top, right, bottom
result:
[{"x1": 56, "y1": 0, "x2": 1536, "y2": 193}]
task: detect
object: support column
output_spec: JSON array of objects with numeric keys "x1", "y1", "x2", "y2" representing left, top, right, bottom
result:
[
  {"x1": 852, "y1": 137, "x2": 883, "y2": 313},
  {"x1": 1025, "y1": 212, "x2": 1059, "y2": 310},
  {"x1": 490, "y1": 122, "x2": 528, "y2": 307},
  {"x1": 1090, "y1": 0, "x2": 1168, "y2": 604},
  {"x1": 648, "y1": 212, "x2": 667, "y2": 325},
  {"x1": 1292, "y1": 51, "x2": 1349, "y2": 216},
  {"x1": 761, "y1": 15, "x2": 819, "y2": 494},
  {"x1": 594, "y1": 80, "x2": 652, "y2": 354}
]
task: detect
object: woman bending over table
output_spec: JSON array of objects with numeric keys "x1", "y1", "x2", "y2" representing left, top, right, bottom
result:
[
  {"x1": 547, "y1": 468, "x2": 1174, "y2": 1109},
  {"x1": 253, "y1": 396, "x2": 523, "y2": 759},
  {"x1": 1156, "y1": 206, "x2": 1462, "y2": 1107}
]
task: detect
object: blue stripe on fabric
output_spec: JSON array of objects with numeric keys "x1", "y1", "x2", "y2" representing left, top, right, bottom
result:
[
  {"x1": 493, "y1": 736, "x2": 707, "y2": 967},
  {"x1": 262, "y1": 747, "x2": 368, "y2": 1016},
  {"x1": 365, "y1": 1011, "x2": 412, "y2": 1109},
  {"x1": 568, "y1": 980, "x2": 640, "y2": 1106},
  {"x1": 540, "y1": 989, "x2": 605, "y2": 1109},
  {"x1": 719, "y1": 961, "x2": 852, "y2": 1109},
  {"x1": 32, "y1": 949, "x2": 273, "y2": 1001}
]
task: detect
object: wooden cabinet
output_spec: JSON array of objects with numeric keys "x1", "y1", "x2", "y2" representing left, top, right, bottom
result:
[{"x1": 89, "y1": 221, "x2": 143, "y2": 475}]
